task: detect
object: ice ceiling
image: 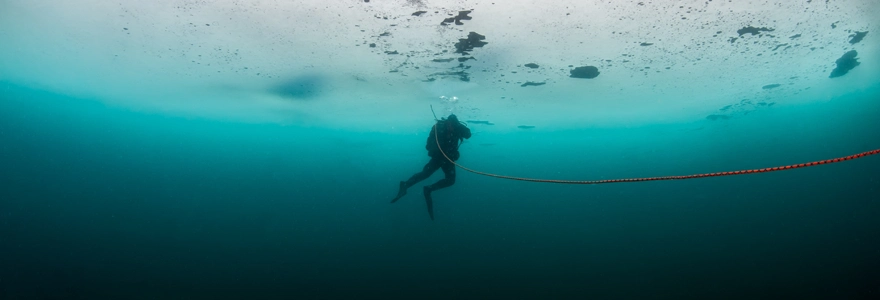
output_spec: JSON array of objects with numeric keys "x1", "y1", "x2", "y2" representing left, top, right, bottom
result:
[{"x1": 1, "y1": 0, "x2": 878, "y2": 130}]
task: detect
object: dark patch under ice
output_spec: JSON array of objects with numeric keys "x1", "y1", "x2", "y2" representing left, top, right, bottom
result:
[
  {"x1": 454, "y1": 32, "x2": 487, "y2": 54},
  {"x1": 849, "y1": 31, "x2": 868, "y2": 44},
  {"x1": 271, "y1": 75, "x2": 323, "y2": 99},
  {"x1": 569, "y1": 66, "x2": 600, "y2": 79},
  {"x1": 428, "y1": 70, "x2": 470, "y2": 82},
  {"x1": 467, "y1": 120, "x2": 494, "y2": 125},
  {"x1": 713, "y1": 98, "x2": 776, "y2": 118},
  {"x1": 441, "y1": 11, "x2": 473, "y2": 26},
  {"x1": 771, "y1": 44, "x2": 788, "y2": 51},
  {"x1": 520, "y1": 81, "x2": 545, "y2": 87},
  {"x1": 829, "y1": 50, "x2": 860, "y2": 78},
  {"x1": 737, "y1": 26, "x2": 774, "y2": 36}
]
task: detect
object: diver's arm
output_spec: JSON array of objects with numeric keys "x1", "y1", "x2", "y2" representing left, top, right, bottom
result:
[{"x1": 460, "y1": 125, "x2": 472, "y2": 139}]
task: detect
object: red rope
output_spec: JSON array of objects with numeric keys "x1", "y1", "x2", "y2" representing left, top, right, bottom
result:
[{"x1": 435, "y1": 125, "x2": 880, "y2": 184}]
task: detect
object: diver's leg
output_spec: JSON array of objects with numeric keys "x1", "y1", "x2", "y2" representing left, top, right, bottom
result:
[
  {"x1": 391, "y1": 159, "x2": 441, "y2": 203},
  {"x1": 427, "y1": 160, "x2": 457, "y2": 191},
  {"x1": 406, "y1": 158, "x2": 442, "y2": 188},
  {"x1": 423, "y1": 160, "x2": 456, "y2": 220}
]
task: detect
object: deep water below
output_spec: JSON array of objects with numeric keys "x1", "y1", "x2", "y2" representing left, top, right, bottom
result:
[{"x1": 1, "y1": 83, "x2": 879, "y2": 299}]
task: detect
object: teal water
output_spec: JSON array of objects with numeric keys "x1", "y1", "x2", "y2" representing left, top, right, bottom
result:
[{"x1": 1, "y1": 81, "x2": 878, "y2": 299}]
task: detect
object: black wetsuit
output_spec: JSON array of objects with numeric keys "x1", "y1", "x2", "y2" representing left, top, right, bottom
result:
[{"x1": 404, "y1": 118, "x2": 472, "y2": 192}]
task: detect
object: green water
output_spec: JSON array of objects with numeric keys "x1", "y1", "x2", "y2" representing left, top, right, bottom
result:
[{"x1": 1, "y1": 81, "x2": 878, "y2": 299}]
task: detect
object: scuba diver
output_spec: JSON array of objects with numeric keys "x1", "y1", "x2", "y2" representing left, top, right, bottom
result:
[{"x1": 391, "y1": 113, "x2": 472, "y2": 220}]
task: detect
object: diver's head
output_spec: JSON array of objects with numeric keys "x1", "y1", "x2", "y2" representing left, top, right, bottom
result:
[{"x1": 447, "y1": 114, "x2": 458, "y2": 122}]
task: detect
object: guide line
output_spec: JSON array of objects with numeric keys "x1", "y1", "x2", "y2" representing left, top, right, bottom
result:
[{"x1": 435, "y1": 126, "x2": 880, "y2": 184}]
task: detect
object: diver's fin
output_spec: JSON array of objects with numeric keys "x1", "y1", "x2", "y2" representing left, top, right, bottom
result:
[
  {"x1": 390, "y1": 181, "x2": 407, "y2": 203},
  {"x1": 423, "y1": 186, "x2": 434, "y2": 220}
]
